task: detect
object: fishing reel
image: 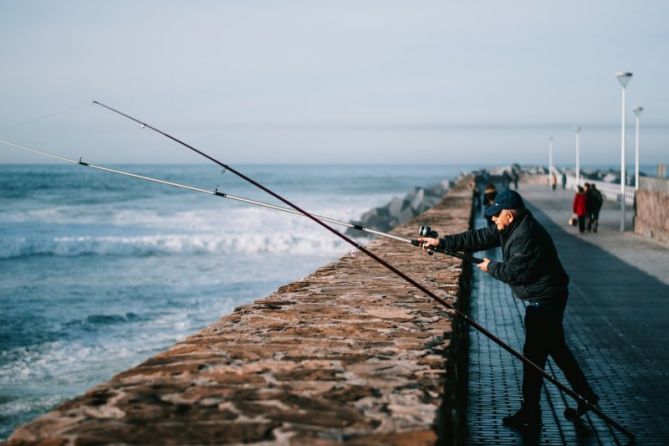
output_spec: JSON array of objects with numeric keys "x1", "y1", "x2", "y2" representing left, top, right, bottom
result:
[
  {"x1": 417, "y1": 225, "x2": 439, "y2": 256},
  {"x1": 419, "y1": 225, "x2": 439, "y2": 239}
]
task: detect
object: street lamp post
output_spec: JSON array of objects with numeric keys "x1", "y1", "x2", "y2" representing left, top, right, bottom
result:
[
  {"x1": 548, "y1": 136, "x2": 554, "y2": 187},
  {"x1": 616, "y1": 71, "x2": 632, "y2": 232},
  {"x1": 574, "y1": 126, "x2": 581, "y2": 186},
  {"x1": 633, "y1": 106, "x2": 643, "y2": 190}
]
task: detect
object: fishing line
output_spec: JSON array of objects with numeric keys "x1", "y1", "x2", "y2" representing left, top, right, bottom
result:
[
  {"x1": 75, "y1": 102, "x2": 633, "y2": 442},
  {"x1": 0, "y1": 103, "x2": 89, "y2": 131}
]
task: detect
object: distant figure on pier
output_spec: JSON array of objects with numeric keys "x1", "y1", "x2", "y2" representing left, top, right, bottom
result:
[
  {"x1": 502, "y1": 170, "x2": 512, "y2": 190},
  {"x1": 482, "y1": 169, "x2": 490, "y2": 184},
  {"x1": 419, "y1": 189, "x2": 599, "y2": 433},
  {"x1": 483, "y1": 184, "x2": 497, "y2": 228},
  {"x1": 512, "y1": 170, "x2": 519, "y2": 190},
  {"x1": 550, "y1": 172, "x2": 557, "y2": 191},
  {"x1": 586, "y1": 183, "x2": 604, "y2": 233},
  {"x1": 561, "y1": 173, "x2": 567, "y2": 190},
  {"x1": 572, "y1": 186, "x2": 588, "y2": 234},
  {"x1": 471, "y1": 181, "x2": 481, "y2": 212}
]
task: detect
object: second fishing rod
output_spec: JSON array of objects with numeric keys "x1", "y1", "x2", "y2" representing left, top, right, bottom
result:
[
  {"x1": 91, "y1": 100, "x2": 635, "y2": 443},
  {"x1": 0, "y1": 138, "x2": 477, "y2": 264}
]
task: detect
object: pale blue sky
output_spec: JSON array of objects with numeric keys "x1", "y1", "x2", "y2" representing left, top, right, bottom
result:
[{"x1": 1, "y1": 1, "x2": 667, "y2": 165}]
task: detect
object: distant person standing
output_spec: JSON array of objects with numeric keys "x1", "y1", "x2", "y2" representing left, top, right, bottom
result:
[
  {"x1": 561, "y1": 173, "x2": 567, "y2": 190},
  {"x1": 572, "y1": 186, "x2": 588, "y2": 234},
  {"x1": 587, "y1": 184, "x2": 604, "y2": 232},
  {"x1": 512, "y1": 170, "x2": 519, "y2": 190},
  {"x1": 472, "y1": 181, "x2": 482, "y2": 212},
  {"x1": 502, "y1": 171, "x2": 512, "y2": 190},
  {"x1": 550, "y1": 173, "x2": 557, "y2": 191},
  {"x1": 482, "y1": 169, "x2": 490, "y2": 185},
  {"x1": 484, "y1": 184, "x2": 498, "y2": 228},
  {"x1": 584, "y1": 183, "x2": 593, "y2": 231}
]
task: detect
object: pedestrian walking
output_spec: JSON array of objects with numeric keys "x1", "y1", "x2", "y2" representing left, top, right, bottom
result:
[
  {"x1": 550, "y1": 172, "x2": 557, "y2": 191},
  {"x1": 572, "y1": 186, "x2": 588, "y2": 234},
  {"x1": 512, "y1": 170, "x2": 519, "y2": 190},
  {"x1": 587, "y1": 184, "x2": 603, "y2": 232},
  {"x1": 419, "y1": 190, "x2": 599, "y2": 433},
  {"x1": 561, "y1": 173, "x2": 567, "y2": 190}
]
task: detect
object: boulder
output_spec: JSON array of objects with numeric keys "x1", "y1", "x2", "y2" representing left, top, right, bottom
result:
[
  {"x1": 346, "y1": 182, "x2": 449, "y2": 238},
  {"x1": 410, "y1": 188, "x2": 425, "y2": 212}
]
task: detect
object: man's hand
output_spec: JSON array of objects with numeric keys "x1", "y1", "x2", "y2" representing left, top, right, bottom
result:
[
  {"x1": 477, "y1": 257, "x2": 491, "y2": 272},
  {"x1": 417, "y1": 237, "x2": 440, "y2": 252}
]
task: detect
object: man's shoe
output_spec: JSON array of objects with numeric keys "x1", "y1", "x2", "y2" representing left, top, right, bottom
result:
[
  {"x1": 564, "y1": 394, "x2": 599, "y2": 421},
  {"x1": 523, "y1": 418, "x2": 542, "y2": 438},
  {"x1": 503, "y1": 408, "x2": 541, "y2": 429}
]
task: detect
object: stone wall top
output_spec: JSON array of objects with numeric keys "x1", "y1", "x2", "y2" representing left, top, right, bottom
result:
[
  {"x1": 7, "y1": 183, "x2": 473, "y2": 446},
  {"x1": 640, "y1": 176, "x2": 669, "y2": 193},
  {"x1": 635, "y1": 188, "x2": 669, "y2": 245}
]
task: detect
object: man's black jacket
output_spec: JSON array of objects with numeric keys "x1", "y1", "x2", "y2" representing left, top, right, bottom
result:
[{"x1": 439, "y1": 210, "x2": 569, "y2": 300}]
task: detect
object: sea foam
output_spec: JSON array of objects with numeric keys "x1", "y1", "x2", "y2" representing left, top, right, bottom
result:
[{"x1": 0, "y1": 232, "x2": 358, "y2": 259}]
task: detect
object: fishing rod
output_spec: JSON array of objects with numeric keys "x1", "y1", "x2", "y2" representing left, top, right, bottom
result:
[
  {"x1": 91, "y1": 101, "x2": 635, "y2": 443},
  {"x1": 0, "y1": 139, "x2": 478, "y2": 264}
]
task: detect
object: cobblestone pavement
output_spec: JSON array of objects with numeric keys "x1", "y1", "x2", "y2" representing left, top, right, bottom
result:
[{"x1": 465, "y1": 185, "x2": 669, "y2": 445}]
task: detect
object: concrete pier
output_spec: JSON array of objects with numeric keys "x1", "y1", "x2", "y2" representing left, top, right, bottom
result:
[{"x1": 5, "y1": 184, "x2": 474, "y2": 445}]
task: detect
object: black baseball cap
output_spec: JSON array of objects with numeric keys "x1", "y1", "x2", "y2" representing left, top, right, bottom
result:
[{"x1": 484, "y1": 190, "x2": 526, "y2": 216}]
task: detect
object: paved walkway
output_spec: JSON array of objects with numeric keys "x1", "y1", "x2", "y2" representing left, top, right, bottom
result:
[{"x1": 465, "y1": 184, "x2": 669, "y2": 445}]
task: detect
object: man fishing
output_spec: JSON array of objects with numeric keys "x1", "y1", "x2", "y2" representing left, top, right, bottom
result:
[
  {"x1": 419, "y1": 189, "x2": 599, "y2": 432},
  {"x1": 2, "y1": 103, "x2": 634, "y2": 441}
]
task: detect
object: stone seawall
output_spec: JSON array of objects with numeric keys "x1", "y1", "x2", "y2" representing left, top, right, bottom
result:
[
  {"x1": 6, "y1": 183, "x2": 474, "y2": 446},
  {"x1": 635, "y1": 187, "x2": 669, "y2": 245}
]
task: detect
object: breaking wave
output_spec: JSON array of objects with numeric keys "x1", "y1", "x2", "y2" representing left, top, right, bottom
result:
[{"x1": 0, "y1": 232, "x2": 355, "y2": 259}]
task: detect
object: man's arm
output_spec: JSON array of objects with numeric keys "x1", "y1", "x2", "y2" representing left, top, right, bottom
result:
[{"x1": 438, "y1": 226, "x2": 500, "y2": 253}]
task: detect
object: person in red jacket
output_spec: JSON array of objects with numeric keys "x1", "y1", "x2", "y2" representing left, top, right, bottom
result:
[{"x1": 572, "y1": 186, "x2": 588, "y2": 234}]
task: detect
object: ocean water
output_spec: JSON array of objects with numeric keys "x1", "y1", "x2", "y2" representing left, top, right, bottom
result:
[{"x1": 0, "y1": 163, "x2": 471, "y2": 439}]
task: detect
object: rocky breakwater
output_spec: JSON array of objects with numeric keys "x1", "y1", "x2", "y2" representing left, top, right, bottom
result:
[
  {"x1": 346, "y1": 182, "x2": 450, "y2": 236},
  {"x1": 6, "y1": 182, "x2": 474, "y2": 445}
]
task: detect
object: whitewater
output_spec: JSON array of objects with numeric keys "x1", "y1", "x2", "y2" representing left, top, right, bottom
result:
[{"x1": 0, "y1": 163, "x2": 469, "y2": 439}]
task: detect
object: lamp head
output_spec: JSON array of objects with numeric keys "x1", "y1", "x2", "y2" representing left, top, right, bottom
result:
[
  {"x1": 574, "y1": 126, "x2": 581, "y2": 133},
  {"x1": 633, "y1": 106, "x2": 644, "y2": 117},
  {"x1": 615, "y1": 71, "x2": 633, "y2": 88}
]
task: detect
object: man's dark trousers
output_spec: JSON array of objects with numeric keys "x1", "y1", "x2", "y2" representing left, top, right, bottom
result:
[{"x1": 522, "y1": 287, "x2": 595, "y2": 410}]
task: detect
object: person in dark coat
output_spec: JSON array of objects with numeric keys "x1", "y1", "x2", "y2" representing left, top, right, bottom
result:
[
  {"x1": 483, "y1": 184, "x2": 498, "y2": 228},
  {"x1": 471, "y1": 181, "x2": 482, "y2": 212},
  {"x1": 586, "y1": 184, "x2": 604, "y2": 232},
  {"x1": 573, "y1": 186, "x2": 588, "y2": 234},
  {"x1": 419, "y1": 190, "x2": 598, "y2": 432},
  {"x1": 502, "y1": 170, "x2": 512, "y2": 190}
]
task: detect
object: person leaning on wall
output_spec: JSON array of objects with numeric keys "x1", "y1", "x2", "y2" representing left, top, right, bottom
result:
[{"x1": 419, "y1": 190, "x2": 599, "y2": 433}]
